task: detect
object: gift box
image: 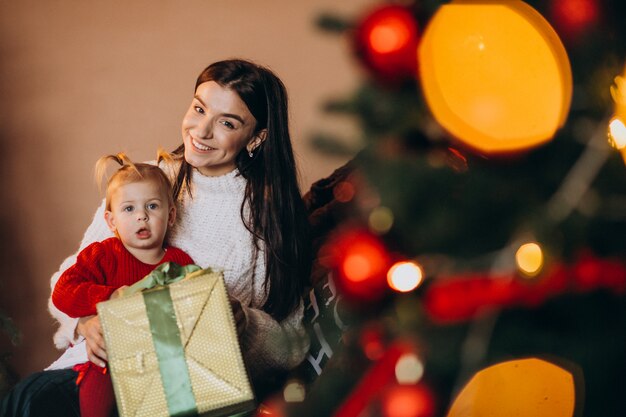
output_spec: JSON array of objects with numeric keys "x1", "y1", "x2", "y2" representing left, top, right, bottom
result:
[{"x1": 97, "y1": 263, "x2": 255, "y2": 417}]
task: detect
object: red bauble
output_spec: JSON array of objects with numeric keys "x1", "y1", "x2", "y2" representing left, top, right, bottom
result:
[
  {"x1": 549, "y1": 0, "x2": 601, "y2": 40},
  {"x1": 319, "y1": 227, "x2": 391, "y2": 303},
  {"x1": 353, "y1": 4, "x2": 420, "y2": 83},
  {"x1": 382, "y1": 384, "x2": 436, "y2": 417}
]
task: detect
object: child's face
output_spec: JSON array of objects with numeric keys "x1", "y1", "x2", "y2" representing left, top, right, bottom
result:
[{"x1": 104, "y1": 179, "x2": 175, "y2": 255}]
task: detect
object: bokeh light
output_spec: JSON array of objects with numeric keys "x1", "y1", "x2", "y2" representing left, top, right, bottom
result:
[
  {"x1": 334, "y1": 181, "x2": 356, "y2": 203},
  {"x1": 419, "y1": 0, "x2": 572, "y2": 154},
  {"x1": 515, "y1": 242, "x2": 544, "y2": 277},
  {"x1": 446, "y1": 358, "x2": 575, "y2": 417},
  {"x1": 283, "y1": 380, "x2": 306, "y2": 403},
  {"x1": 395, "y1": 353, "x2": 425, "y2": 384},
  {"x1": 320, "y1": 228, "x2": 391, "y2": 302},
  {"x1": 550, "y1": 0, "x2": 600, "y2": 38},
  {"x1": 354, "y1": 4, "x2": 420, "y2": 81},
  {"x1": 343, "y1": 243, "x2": 386, "y2": 283},
  {"x1": 608, "y1": 118, "x2": 626, "y2": 150},
  {"x1": 382, "y1": 384, "x2": 435, "y2": 417},
  {"x1": 361, "y1": 326, "x2": 386, "y2": 361},
  {"x1": 369, "y1": 206, "x2": 394, "y2": 234},
  {"x1": 388, "y1": 261, "x2": 424, "y2": 292},
  {"x1": 369, "y1": 16, "x2": 412, "y2": 54}
]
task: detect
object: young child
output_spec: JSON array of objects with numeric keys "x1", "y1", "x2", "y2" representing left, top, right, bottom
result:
[{"x1": 52, "y1": 150, "x2": 195, "y2": 417}]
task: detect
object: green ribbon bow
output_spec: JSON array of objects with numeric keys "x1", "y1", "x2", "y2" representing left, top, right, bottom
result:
[{"x1": 125, "y1": 262, "x2": 204, "y2": 296}]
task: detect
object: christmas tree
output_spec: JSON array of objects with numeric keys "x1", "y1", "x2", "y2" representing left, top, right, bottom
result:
[{"x1": 257, "y1": 1, "x2": 626, "y2": 416}]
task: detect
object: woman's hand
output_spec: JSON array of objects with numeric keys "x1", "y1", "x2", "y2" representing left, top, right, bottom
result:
[
  {"x1": 229, "y1": 297, "x2": 247, "y2": 338},
  {"x1": 77, "y1": 315, "x2": 107, "y2": 367}
]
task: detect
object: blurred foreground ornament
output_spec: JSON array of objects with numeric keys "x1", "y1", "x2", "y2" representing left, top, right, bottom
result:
[
  {"x1": 319, "y1": 228, "x2": 391, "y2": 303},
  {"x1": 419, "y1": 0, "x2": 572, "y2": 155},
  {"x1": 446, "y1": 358, "x2": 578, "y2": 417},
  {"x1": 353, "y1": 4, "x2": 420, "y2": 83},
  {"x1": 549, "y1": 0, "x2": 601, "y2": 41},
  {"x1": 382, "y1": 384, "x2": 435, "y2": 417}
]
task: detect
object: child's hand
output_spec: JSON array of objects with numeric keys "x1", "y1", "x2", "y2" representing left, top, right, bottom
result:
[
  {"x1": 229, "y1": 296, "x2": 247, "y2": 338},
  {"x1": 110, "y1": 285, "x2": 129, "y2": 300},
  {"x1": 77, "y1": 315, "x2": 107, "y2": 368}
]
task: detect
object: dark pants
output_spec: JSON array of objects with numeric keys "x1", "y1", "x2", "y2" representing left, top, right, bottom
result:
[{"x1": 0, "y1": 369, "x2": 80, "y2": 417}]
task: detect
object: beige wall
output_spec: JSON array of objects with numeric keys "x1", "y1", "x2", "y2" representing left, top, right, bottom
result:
[{"x1": 0, "y1": 0, "x2": 376, "y2": 378}]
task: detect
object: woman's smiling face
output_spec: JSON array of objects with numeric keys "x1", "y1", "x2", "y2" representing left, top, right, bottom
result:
[{"x1": 181, "y1": 81, "x2": 260, "y2": 176}]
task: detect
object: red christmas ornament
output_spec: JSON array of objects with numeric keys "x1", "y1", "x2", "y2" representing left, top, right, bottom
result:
[
  {"x1": 360, "y1": 324, "x2": 387, "y2": 361},
  {"x1": 549, "y1": 0, "x2": 601, "y2": 40},
  {"x1": 382, "y1": 384, "x2": 436, "y2": 417},
  {"x1": 319, "y1": 227, "x2": 391, "y2": 303},
  {"x1": 353, "y1": 4, "x2": 420, "y2": 83}
]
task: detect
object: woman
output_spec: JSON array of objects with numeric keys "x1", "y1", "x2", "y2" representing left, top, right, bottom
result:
[{"x1": 2, "y1": 59, "x2": 312, "y2": 417}]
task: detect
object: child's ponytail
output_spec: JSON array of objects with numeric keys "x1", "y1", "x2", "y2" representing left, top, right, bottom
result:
[
  {"x1": 95, "y1": 149, "x2": 175, "y2": 210},
  {"x1": 94, "y1": 152, "x2": 138, "y2": 193}
]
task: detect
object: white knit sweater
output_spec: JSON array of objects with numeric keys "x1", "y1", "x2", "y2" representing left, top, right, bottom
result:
[{"x1": 48, "y1": 166, "x2": 309, "y2": 380}]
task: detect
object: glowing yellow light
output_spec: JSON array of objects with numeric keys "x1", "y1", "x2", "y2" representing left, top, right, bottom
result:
[
  {"x1": 610, "y1": 74, "x2": 626, "y2": 117},
  {"x1": 515, "y1": 242, "x2": 544, "y2": 277},
  {"x1": 368, "y1": 206, "x2": 394, "y2": 234},
  {"x1": 419, "y1": 0, "x2": 572, "y2": 154},
  {"x1": 283, "y1": 380, "x2": 306, "y2": 403},
  {"x1": 446, "y1": 358, "x2": 576, "y2": 417},
  {"x1": 387, "y1": 261, "x2": 424, "y2": 292},
  {"x1": 395, "y1": 353, "x2": 425, "y2": 384},
  {"x1": 608, "y1": 118, "x2": 626, "y2": 150}
]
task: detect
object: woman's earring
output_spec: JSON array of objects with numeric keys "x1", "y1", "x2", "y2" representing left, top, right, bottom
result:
[{"x1": 248, "y1": 149, "x2": 254, "y2": 158}]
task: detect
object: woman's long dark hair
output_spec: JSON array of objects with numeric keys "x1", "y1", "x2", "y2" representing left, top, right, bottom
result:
[{"x1": 173, "y1": 59, "x2": 311, "y2": 321}]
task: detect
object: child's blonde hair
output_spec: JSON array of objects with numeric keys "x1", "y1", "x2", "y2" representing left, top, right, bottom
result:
[{"x1": 95, "y1": 149, "x2": 174, "y2": 211}]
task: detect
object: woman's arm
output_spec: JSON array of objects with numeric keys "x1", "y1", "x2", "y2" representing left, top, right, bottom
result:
[
  {"x1": 239, "y1": 301, "x2": 309, "y2": 380},
  {"x1": 48, "y1": 200, "x2": 114, "y2": 349}
]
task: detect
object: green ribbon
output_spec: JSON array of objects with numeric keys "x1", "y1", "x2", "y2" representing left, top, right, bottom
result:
[
  {"x1": 127, "y1": 262, "x2": 247, "y2": 417},
  {"x1": 126, "y1": 262, "x2": 203, "y2": 296},
  {"x1": 144, "y1": 286, "x2": 198, "y2": 417},
  {"x1": 134, "y1": 262, "x2": 203, "y2": 417}
]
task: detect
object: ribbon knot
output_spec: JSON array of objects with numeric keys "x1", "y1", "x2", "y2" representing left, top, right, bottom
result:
[{"x1": 125, "y1": 262, "x2": 204, "y2": 296}]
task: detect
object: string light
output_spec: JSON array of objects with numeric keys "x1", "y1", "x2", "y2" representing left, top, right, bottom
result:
[
  {"x1": 334, "y1": 181, "x2": 356, "y2": 203},
  {"x1": 608, "y1": 118, "x2": 626, "y2": 148},
  {"x1": 283, "y1": 380, "x2": 306, "y2": 403},
  {"x1": 382, "y1": 384, "x2": 435, "y2": 417},
  {"x1": 387, "y1": 261, "x2": 424, "y2": 292},
  {"x1": 369, "y1": 206, "x2": 394, "y2": 234},
  {"x1": 608, "y1": 118, "x2": 626, "y2": 165},
  {"x1": 395, "y1": 353, "x2": 425, "y2": 384},
  {"x1": 515, "y1": 242, "x2": 544, "y2": 277}
]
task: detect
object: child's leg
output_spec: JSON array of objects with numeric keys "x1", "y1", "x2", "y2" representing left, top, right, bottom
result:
[{"x1": 79, "y1": 364, "x2": 116, "y2": 417}]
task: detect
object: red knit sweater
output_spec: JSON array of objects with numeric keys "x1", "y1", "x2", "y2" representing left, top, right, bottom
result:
[{"x1": 52, "y1": 237, "x2": 195, "y2": 317}]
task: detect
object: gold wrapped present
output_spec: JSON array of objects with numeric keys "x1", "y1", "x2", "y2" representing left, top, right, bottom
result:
[{"x1": 97, "y1": 264, "x2": 255, "y2": 417}]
